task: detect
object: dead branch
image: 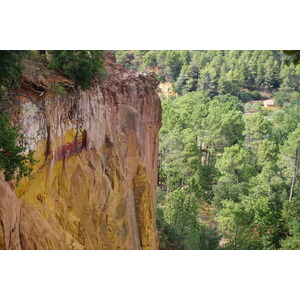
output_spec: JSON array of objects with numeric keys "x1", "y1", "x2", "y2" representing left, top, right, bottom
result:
[{"x1": 3, "y1": 92, "x2": 45, "y2": 110}]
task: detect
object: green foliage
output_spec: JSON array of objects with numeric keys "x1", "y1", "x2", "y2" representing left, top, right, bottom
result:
[
  {"x1": 197, "y1": 66, "x2": 218, "y2": 96},
  {"x1": 159, "y1": 92, "x2": 210, "y2": 192},
  {"x1": 115, "y1": 50, "x2": 300, "y2": 100},
  {"x1": 0, "y1": 111, "x2": 36, "y2": 181},
  {"x1": 142, "y1": 51, "x2": 157, "y2": 68},
  {"x1": 243, "y1": 113, "x2": 272, "y2": 148},
  {"x1": 157, "y1": 188, "x2": 220, "y2": 249},
  {"x1": 200, "y1": 97, "x2": 244, "y2": 153},
  {"x1": 239, "y1": 90, "x2": 262, "y2": 102},
  {"x1": 0, "y1": 51, "x2": 36, "y2": 182},
  {"x1": 275, "y1": 91, "x2": 292, "y2": 107},
  {"x1": 256, "y1": 139, "x2": 277, "y2": 168},
  {"x1": 218, "y1": 200, "x2": 257, "y2": 249},
  {"x1": 216, "y1": 144, "x2": 255, "y2": 183},
  {"x1": 281, "y1": 234, "x2": 300, "y2": 250},
  {"x1": 49, "y1": 83, "x2": 68, "y2": 96},
  {"x1": 279, "y1": 63, "x2": 300, "y2": 92},
  {"x1": 281, "y1": 200, "x2": 300, "y2": 249},
  {"x1": 271, "y1": 100, "x2": 300, "y2": 146},
  {"x1": 251, "y1": 90, "x2": 262, "y2": 100},
  {"x1": 218, "y1": 196, "x2": 279, "y2": 249},
  {"x1": 278, "y1": 124, "x2": 300, "y2": 174},
  {"x1": 48, "y1": 50, "x2": 105, "y2": 90},
  {"x1": 115, "y1": 51, "x2": 135, "y2": 69},
  {"x1": 0, "y1": 50, "x2": 27, "y2": 89},
  {"x1": 277, "y1": 124, "x2": 300, "y2": 203},
  {"x1": 283, "y1": 50, "x2": 300, "y2": 65}
]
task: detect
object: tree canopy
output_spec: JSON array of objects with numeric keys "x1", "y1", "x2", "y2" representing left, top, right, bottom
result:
[{"x1": 48, "y1": 50, "x2": 105, "y2": 90}]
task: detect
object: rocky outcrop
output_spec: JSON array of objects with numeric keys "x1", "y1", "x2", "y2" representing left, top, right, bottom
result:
[{"x1": 0, "y1": 52, "x2": 161, "y2": 249}]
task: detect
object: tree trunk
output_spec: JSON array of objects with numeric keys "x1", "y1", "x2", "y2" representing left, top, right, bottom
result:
[{"x1": 289, "y1": 148, "x2": 300, "y2": 202}]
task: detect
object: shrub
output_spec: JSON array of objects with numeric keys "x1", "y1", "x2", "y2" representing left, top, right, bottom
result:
[
  {"x1": 239, "y1": 90, "x2": 262, "y2": 102},
  {"x1": 0, "y1": 111, "x2": 36, "y2": 181},
  {"x1": 274, "y1": 91, "x2": 291, "y2": 107},
  {"x1": 48, "y1": 51, "x2": 105, "y2": 90},
  {"x1": 239, "y1": 91, "x2": 253, "y2": 102},
  {"x1": 50, "y1": 83, "x2": 68, "y2": 96},
  {"x1": 251, "y1": 90, "x2": 262, "y2": 100}
]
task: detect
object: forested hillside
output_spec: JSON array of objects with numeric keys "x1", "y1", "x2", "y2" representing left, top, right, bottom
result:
[{"x1": 116, "y1": 50, "x2": 300, "y2": 250}]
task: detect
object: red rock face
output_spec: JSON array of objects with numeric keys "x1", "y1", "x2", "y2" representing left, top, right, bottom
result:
[
  {"x1": 0, "y1": 51, "x2": 162, "y2": 250},
  {"x1": 56, "y1": 136, "x2": 86, "y2": 160}
]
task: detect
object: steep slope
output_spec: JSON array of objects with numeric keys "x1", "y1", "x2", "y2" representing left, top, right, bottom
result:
[{"x1": 0, "y1": 51, "x2": 161, "y2": 249}]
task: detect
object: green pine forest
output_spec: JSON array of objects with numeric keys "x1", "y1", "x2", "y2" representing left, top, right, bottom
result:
[{"x1": 116, "y1": 50, "x2": 300, "y2": 250}]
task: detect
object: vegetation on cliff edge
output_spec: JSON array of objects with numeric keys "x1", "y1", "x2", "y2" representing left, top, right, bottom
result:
[{"x1": 0, "y1": 50, "x2": 105, "y2": 182}]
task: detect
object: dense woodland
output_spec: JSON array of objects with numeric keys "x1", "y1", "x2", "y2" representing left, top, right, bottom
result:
[{"x1": 116, "y1": 50, "x2": 300, "y2": 250}]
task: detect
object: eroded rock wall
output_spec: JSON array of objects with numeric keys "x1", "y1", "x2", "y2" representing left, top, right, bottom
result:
[
  {"x1": 0, "y1": 52, "x2": 161, "y2": 250},
  {"x1": 0, "y1": 177, "x2": 21, "y2": 249}
]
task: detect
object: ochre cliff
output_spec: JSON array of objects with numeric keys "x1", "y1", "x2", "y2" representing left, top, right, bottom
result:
[{"x1": 0, "y1": 52, "x2": 161, "y2": 249}]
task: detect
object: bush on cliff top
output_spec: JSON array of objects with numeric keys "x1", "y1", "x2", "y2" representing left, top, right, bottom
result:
[{"x1": 48, "y1": 50, "x2": 105, "y2": 90}]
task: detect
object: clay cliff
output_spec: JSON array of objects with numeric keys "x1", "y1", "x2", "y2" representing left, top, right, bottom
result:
[{"x1": 0, "y1": 51, "x2": 162, "y2": 250}]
